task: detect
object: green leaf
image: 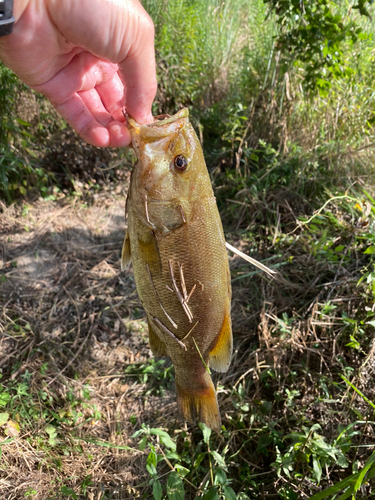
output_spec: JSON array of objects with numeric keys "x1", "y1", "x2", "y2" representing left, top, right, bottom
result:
[
  {"x1": 202, "y1": 487, "x2": 220, "y2": 500},
  {"x1": 363, "y1": 246, "x2": 375, "y2": 254},
  {"x1": 353, "y1": 451, "x2": 375, "y2": 495},
  {"x1": 223, "y1": 486, "x2": 237, "y2": 500},
  {"x1": 139, "y1": 435, "x2": 148, "y2": 451},
  {"x1": 167, "y1": 471, "x2": 185, "y2": 500},
  {"x1": 146, "y1": 463, "x2": 157, "y2": 476},
  {"x1": 336, "y1": 451, "x2": 349, "y2": 468},
  {"x1": 307, "y1": 473, "x2": 356, "y2": 500},
  {"x1": 131, "y1": 428, "x2": 144, "y2": 439},
  {"x1": 194, "y1": 452, "x2": 206, "y2": 468},
  {"x1": 150, "y1": 429, "x2": 176, "y2": 451},
  {"x1": 0, "y1": 392, "x2": 11, "y2": 407},
  {"x1": 341, "y1": 375, "x2": 375, "y2": 410},
  {"x1": 199, "y1": 423, "x2": 211, "y2": 444},
  {"x1": 211, "y1": 450, "x2": 227, "y2": 469},
  {"x1": 175, "y1": 464, "x2": 190, "y2": 477},
  {"x1": 16, "y1": 118, "x2": 32, "y2": 127},
  {"x1": 150, "y1": 428, "x2": 171, "y2": 438},
  {"x1": 161, "y1": 436, "x2": 176, "y2": 451},
  {"x1": 0, "y1": 413, "x2": 9, "y2": 425},
  {"x1": 153, "y1": 479, "x2": 163, "y2": 500},
  {"x1": 45, "y1": 424, "x2": 57, "y2": 446},
  {"x1": 147, "y1": 450, "x2": 158, "y2": 468},
  {"x1": 313, "y1": 457, "x2": 322, "y2": 484},
  {"x1": 215, "y1": 467, "x2": 227, "y2": 485},
  {"x1": 61, "y1": 486, "x2": 78, "y2": 499}
]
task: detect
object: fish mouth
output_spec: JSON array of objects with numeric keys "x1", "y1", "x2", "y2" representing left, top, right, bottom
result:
[
  {"x1": 127, "y1": 108, "x2": 189, "y2": 145},
  {"x1": 146, "y1": 108, "x2": 189, "y2": 128}
]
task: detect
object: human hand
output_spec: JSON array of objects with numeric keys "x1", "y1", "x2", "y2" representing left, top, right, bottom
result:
[{"x1": 0, "y1": 0, "x2": 157, "y2": 147}]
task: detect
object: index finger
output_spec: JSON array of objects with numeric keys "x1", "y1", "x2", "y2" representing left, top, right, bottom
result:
[{"x1": 118, "y1": 13, "x2": 157, "y2": 124}]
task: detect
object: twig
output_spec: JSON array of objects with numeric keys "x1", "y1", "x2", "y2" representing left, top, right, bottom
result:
[
  {"x1": 109, "y1": 300, "x2": 130, "y2": 337},
  {"x1": 63, "y1": 285, "x2": 81, "y2": 348},
  {"x1": 146, "y1": 263, "x2": 177, "y2": 329},
  {"x1": 225, "y1": 242, "x2": 277, "y2": 277},
  {"x1": 47, "y1": 315, "x2": 94, "y2": 386},
  {"x1": 151, "y1": 316, "x2": 187, "y2": 351},
  {"x1": 168, "y1": 260, "x2": 193, "y2": 322}
]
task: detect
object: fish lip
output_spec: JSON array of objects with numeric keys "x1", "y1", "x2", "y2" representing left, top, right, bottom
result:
[
  {"x1": 127, "y1": 108, "x2": 189, "y2": 132},
  {"x1": 146, "y1": 108, "x2": 189, "y2": 128},
  {"x1": 128, "y1": 108, "x2": 190, "y2": 146}
]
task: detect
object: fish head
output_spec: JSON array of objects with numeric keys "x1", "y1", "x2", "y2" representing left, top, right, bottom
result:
[{"x1": 127, "y1": 109, "x2": 211, "y2": 231}]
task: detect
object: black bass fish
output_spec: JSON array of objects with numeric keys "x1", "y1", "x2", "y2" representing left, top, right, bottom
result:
[{"x1": 122, "y1": 109, "x2": 232, "y2": 431}]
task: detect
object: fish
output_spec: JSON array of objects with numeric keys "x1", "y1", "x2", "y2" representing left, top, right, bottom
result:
[{"x1": 121, "y1": 108, "x2": 232, "y2": 432}]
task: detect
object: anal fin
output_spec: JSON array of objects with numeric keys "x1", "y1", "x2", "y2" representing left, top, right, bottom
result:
[
  {"x1": 121, "y1": 231, "x2": 131, "y2": 271},
  {"x1": 148, "y1": 317, "x2": 168, "y2": 357},
  {"x1": 208, "y1": 312, "x2": 232, "y2": 373}
]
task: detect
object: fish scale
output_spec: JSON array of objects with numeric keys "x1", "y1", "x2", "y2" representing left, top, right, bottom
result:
[{"x1": 121, "y1": 108, "x2": 232, "y2": 431}]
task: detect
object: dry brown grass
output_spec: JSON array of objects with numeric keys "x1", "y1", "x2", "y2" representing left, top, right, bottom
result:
[
  {"x1": 0, "y1": 191, "x2": 173, "y2": 499},
  {"x1": 1, "y1": 179, "x2": 375, "y2": 499}
]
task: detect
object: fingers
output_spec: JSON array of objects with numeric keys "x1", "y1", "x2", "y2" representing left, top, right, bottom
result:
[
  {"x1": 79, "y1": 88, "x2": 131, "y2": 147},
  {"x1": 48, "y1": 0, "x2": 157, "y2": 125},
  {"x1": 34, "y1": 52, "x2": 131, "y2": 147},
  {"x1": 95, "y1": 73, "x2": 127, "y2": 123},
  {"x1": 5, "y1": 0, "x2": 158, "y2": 146},
  {"x1": 117, "y1": 11, "x2": 157, "y2": 124},
  {"x1": 33, "y1": 53, "x2": 118, "y2": 105},
  {"x1": 54, "y1": 92, "x2": 131, "y2": 148}
]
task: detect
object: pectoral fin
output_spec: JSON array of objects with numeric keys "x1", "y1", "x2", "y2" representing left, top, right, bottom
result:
[
  {"x1": 148, "y1": 318, "x2": 168, "y2": 357},
  {"x1": 208, "y1": 313, "x2": 232, "y2": 373},
  {"x1": 121, "y1": 231, "x2": 131, "y2": 271}
]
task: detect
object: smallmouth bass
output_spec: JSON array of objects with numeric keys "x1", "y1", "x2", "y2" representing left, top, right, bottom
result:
[{"x1": 121, "y1": 108, "x2": 232, "y2": 431}]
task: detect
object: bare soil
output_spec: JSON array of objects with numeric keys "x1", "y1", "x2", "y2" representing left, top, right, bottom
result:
[{"x1": 1, "y1": 181, "x2": 375, "y2": 499}]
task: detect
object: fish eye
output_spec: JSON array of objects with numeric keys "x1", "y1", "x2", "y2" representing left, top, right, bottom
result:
[{"x1": 173, "y1": 155, "x2": 188, "y2": 172}]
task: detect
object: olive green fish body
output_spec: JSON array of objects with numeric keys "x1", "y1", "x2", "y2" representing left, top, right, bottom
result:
[{"x1": 122, "y1": 109, "x2": 232, "y2": 431}]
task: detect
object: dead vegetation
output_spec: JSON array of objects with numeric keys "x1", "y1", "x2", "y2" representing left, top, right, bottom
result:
[{"x1": 1, "y1": 174, "x2": 375, "y2": 499}]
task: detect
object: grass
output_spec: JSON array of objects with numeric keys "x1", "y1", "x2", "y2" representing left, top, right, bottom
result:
[
  {"x1": 1, "y1": 0, "x2": 375, "y2": 498},
  {"x1": 1, "y1": 161, "x2": 375, "y2": 498}
]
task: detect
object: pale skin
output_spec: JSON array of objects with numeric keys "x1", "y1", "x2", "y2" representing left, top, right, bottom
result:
[{"x1": 0, "y1": 0, "x2": 157, "y2": 147}]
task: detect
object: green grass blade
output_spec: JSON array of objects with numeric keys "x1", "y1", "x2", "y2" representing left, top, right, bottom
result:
[
  {"x1": 353, "y1": 452, "x2": 375, "y2": 496},
  {"x1": 307, "y1": 474, "x2": 357, "y2": 500},
  {"x1": 0, "y1": 437, "x2": 15, "y2": 446},
  {"x1": 74, "y1": 436, "x2": 138, "y2": 452},
  {"x1": 341, "y1": 376, "x2": 375, "y2": 411}
]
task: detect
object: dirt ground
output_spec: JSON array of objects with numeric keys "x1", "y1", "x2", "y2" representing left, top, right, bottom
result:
[
  {"x1": 0, "y1": 185, "x2": 174, "y2": 497},
  {"x1": 0, "y1": 182, "x2": 259, "y2": 499},
  {"x1": 2, "y1": 175, "x2": 375, "y2": 500}
]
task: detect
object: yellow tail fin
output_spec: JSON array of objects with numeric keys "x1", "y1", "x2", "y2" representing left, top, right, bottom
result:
[{"x1": 175, "y1": 371, "x2": 221, "y2": 432}]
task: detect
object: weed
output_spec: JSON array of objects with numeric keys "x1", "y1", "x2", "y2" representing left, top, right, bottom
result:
[
  {"x1": 1, "y1": 1, "x2": 375, "y2": 498},
  {"x1": 133, "y1": 423, "x2": 243, "y2": 500},
  {"x1": 124, "y1": 358, "x2": 175, "y2": 396}
]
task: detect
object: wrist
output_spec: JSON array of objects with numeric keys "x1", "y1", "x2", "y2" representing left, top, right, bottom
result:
[
  {"x1": 0, "y1": 0, "x2": 30, "y2": 35},
  {"x1": 0, "y1": 0, "x2": 15, "y2": 36},
  {"x1": 11, "y1": 0, "x2": 30, "y2": 21}
]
